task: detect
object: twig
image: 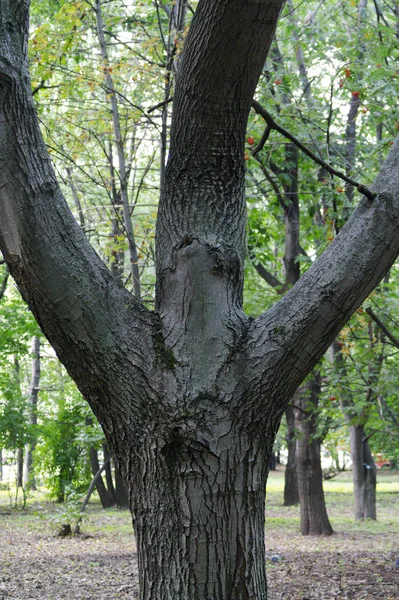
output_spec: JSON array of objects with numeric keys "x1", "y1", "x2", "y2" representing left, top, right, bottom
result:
[{"x1": 147, "y1": 96, "x2": 174, "y2": 114}]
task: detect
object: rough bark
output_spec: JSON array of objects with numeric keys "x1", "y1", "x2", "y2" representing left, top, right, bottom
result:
[
  {"x1": 1, "y1": 1, "x2": 399, "y2": 598},
  {"x1": 295, "y1": 374, "x2": 333, "y2": 536}
]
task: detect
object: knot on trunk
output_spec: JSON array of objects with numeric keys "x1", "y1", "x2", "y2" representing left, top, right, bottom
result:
[{"x1": 175, "y1": 236, "x2": 241, "y2": 281}]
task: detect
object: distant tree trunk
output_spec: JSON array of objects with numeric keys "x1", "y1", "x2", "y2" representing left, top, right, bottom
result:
[
  {"x1": 88, "y1": 445, "x2": 115, "y2": 508},
  {"x1": 283, "y1": 404, "x2": 299, "y2": 506},
  {"x1": 350, "y1": 424, "x2": 377, "y2": 520},
  {"x1": 24, "y1": 336, "x2": 40, "y2": 490},
  {"x1": 0, "y1": 449, "x2": 3, "y2": 481},
  {"x1": 332, "y1": 334, "x2": 379, "y2": 521},
  {"x1": 103, "y1": 443, "x2": 116, "y2": 502},
  {"x1": 114, "y1": 456, "x2": 129, "y2": 508},
  {"x1": 16, "y1": 448, "x2": 24, "y2": 489},
  {"x1": 295, "y1": 374, "x2": 333, "y2": 536}
]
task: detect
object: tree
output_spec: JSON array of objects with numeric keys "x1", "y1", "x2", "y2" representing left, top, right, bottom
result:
[{"x1": 1, "y1": 0, "x2": 399, "y2": 597}]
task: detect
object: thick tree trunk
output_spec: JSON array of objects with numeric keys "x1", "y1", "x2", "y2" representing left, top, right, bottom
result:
[
  {"x1": 129, "y1": 431, "x2": 270, "y2": 599},
  {"x1": 283, "y1": 405, "x2": 299, "y2": 506},
  {"x1": 295, "y1": 375, "x2": 333, "y2": 536},
  {"x1": 350, "y1": 424, "x2": 377, "y2": 520}
]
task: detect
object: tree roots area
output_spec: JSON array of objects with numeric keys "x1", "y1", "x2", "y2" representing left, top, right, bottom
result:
[{"x1": 0, "y1": 470, "x2": 398, "y2": 600}]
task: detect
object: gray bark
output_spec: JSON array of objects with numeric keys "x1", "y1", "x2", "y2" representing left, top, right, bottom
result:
[
  {"x1": 114, "y1": 456, "x2": 129, "y2": 508},
  {"x1": 16, "y1": 447, "x2": 23, "y2": 489},
  {"x1": 1, "y1": 1, "x2": 399, "y2": 597}
]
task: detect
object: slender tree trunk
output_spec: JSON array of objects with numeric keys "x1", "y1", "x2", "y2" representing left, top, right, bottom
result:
[
  {"x1": 114, "y1": 456, "x2": 129, "y2": 508},
  {"x1": 295, "y1": 374, "x2": 333, "y2": 536},
  {"x1": 94, "y1": 0, "x2": 141, "y2": 299},
  {"x1": 89, "y1": 447, "x2": 115, "y2": 508},
  {"x1": 16, "y1": 447, "x2": 24, "y2": 489},
  {"x1": 24, "y1": 336, "x2": 40, "y2": 490},
  {"x1": 283, "y1": 405, "x2": 299, "y2": 506},
  {"x1": 103, "y1": 443, "x2": 116, "y2": 502},
  {"x1": 0, "y1": 449, "x2": 2, "y2": 481},
  {"x1": 349, "y1": 424, "x2": 377, "y2": 520}
]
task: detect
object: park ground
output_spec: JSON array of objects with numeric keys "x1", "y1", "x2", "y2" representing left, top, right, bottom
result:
[{"x1": 0, "y1": 469, "x2": 398, "y2": 599}]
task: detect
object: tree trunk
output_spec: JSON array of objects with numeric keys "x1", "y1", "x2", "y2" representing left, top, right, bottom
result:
[
  {"x1": 24, "y1": 335, "x2": 40, "y2": 490},
  {"x1": 89, "y1": 446, "x2": 115, "y2": 509},
  {"x1": 103, "y1": 443, "x2": 116, "y2": 502},
  {"x1": 283, "y1": 405, "x2": 299, "y2": 506},
  {"x1": 295, "y1": 375, "x2": 333, "y2": 536},
  {"x1": 350, "y1": 424, "x2": 377, "y2": 520},
  {"x1": 16, "y1": 448, "x2": 24, "y2": 489},
  {"x1": 332, "y1": 340, "x2": 378, "y2": 520},
  {"x1": 114, "y1": 456, "x2": 129, "y2": 508},
  {"x1": 129, "y1": 431, "x2": 270, "y2": 599},
  {"x1": 0, "y1": 448, "x2": 3, "y2": 481}
]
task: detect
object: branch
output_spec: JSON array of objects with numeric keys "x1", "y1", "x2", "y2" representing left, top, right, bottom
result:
[
  {"x1": 147, "y1": 96, "x2": 173, "y2": 114},
  {"x1": 252, "y1": 260, "x2": 284, "y2": 292},
  {"x1": 366, "y1": 307, "x2": 399, "y2": 348},
  {"x1": 251, "y1": 100, "x2": 376, "y2": 200}
]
